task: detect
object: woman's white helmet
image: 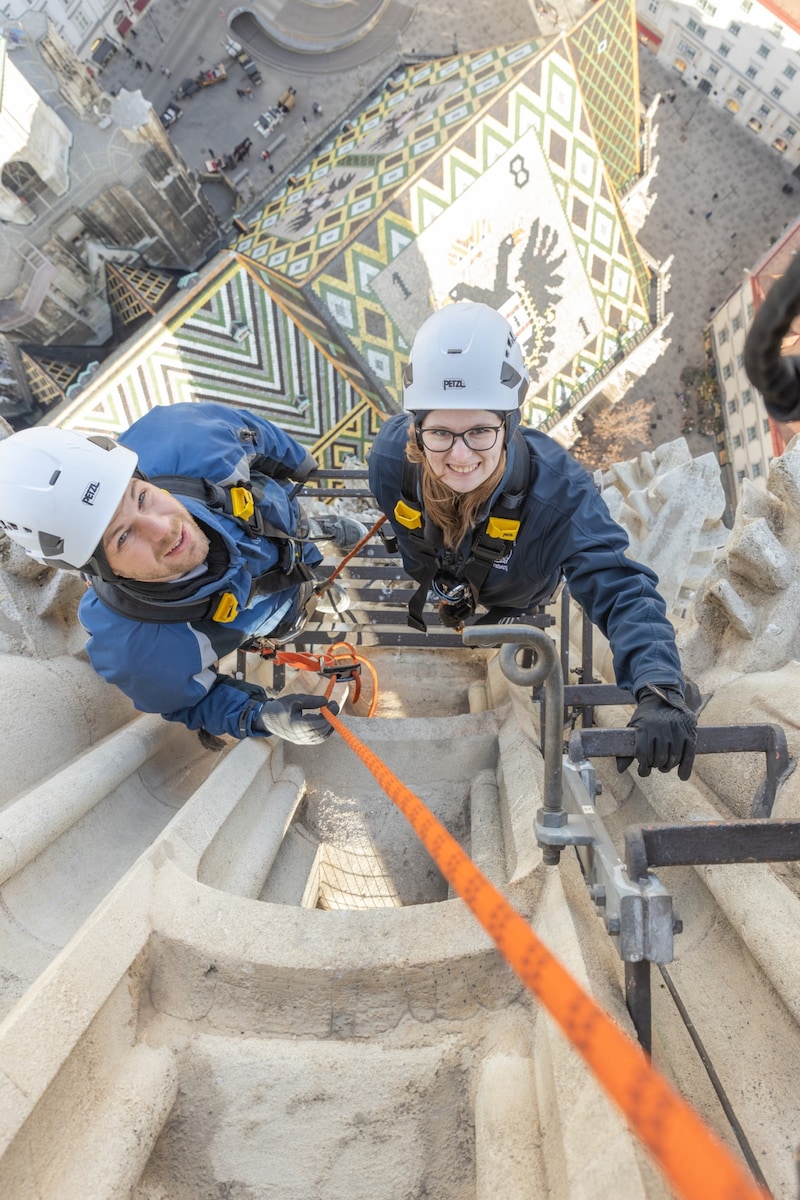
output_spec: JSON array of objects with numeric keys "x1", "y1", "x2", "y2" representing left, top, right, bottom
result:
[
  {"x1": 0, "y1": 427, "x2": 138, "y2": 574},
  {"x1": 402, "y1": 302, "x2": 529, "y2": 413}
]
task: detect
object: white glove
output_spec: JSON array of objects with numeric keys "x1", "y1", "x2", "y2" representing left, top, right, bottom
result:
[{"x1": 254, "y1": 694, "x2": 338, "y2": 744}]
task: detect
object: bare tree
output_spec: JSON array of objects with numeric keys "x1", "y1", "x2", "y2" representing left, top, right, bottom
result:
[{"x1": 570, "y1": 396, "x2": 654, "y2": 471}]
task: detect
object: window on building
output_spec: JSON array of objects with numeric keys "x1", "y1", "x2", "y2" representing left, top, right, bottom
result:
[
  {"x1": 747, "y1": 65, "x2": 759, "y2": 79},
  {"x1": 679, "y1": 41, "x2": 697, "y2": 59},
  {"x1": 752, "y1": 462, "x2": 763, "y2": 477},
  {"x1": 723, "y1": 363, "x2": 733, "y2": 379},
  {"x1": 719, "y1": 41, "x2": 731, "y2": 58},
  {"x1": 697, "y1": 0, "x2": 716, "y2": 13},
  {"x1": 732, "y1": 315, "x2": 742, "y2": 332},
  {"x1": 746, "y1": 425, "x2": 758, "y2": 441},
  {"x1": 785, "y1": 64, "x2": 797, "y2": 80},
  {"x1": 648, "y1": 0, "x2": 658, "y2": 11},
  {"x1": 757, "y1": 43, "x2": 771, "y2": 59},
  {"x1": 728, "y1": 399, "x2": 738, "y2": 414},
  {"x1": 785, "y1": 126, "x2": 797, "y2": 139},
  {"x1": 709, "y1": 63, "x2": 720, "y2": 77},
  {"x1": 737, "y1": 469, "x2": 747, "y2": 483},
  {"x1": 758, "y1": 103, "x2": 772, "y2": 118},
  {"x1": 718, "y1": 327, "x2": 729, "y2": 343},
  {"x1": 740, "y1": 0, "x2": 752, "y2": 10},
  {"x1": 735, "y1": 84, "x2": 747, "y2": 99},
  {"x1": 733, "y1": 434, "x2": 743, "y2": 448},
  {"x1": 737, "y1": 352, "x2": 745, "y2": 367},
  {"x1": 772, "y1": 23, "x2": 784, "y2": 39},
  {"x1": 687, "y1": 18, "x2": 706, "y2": 36},
  {"x1": 742, "y1": 388, "x2": 753, "y2": 404},
  {"x1": 763, "y1": 417, "x2": 771, "y2": 433},
  {"x1": 728, "y1": 20, "x2": 741, "y2": 34},
  {"x1": 746, "y1": 303, "x2": 754, "y2": 319},
  {"x1": 772, "y1": 87, "x2": 784, "y2": 100}
]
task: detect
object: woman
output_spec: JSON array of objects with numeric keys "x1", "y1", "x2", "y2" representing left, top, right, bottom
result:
[{"x1": 368, "y1": 302, "x2": 696, "y2": 779}]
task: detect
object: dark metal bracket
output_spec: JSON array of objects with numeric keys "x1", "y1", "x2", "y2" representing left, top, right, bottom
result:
[{"x1": 569, "y1": 724, "x2": 794, "y2": 819}]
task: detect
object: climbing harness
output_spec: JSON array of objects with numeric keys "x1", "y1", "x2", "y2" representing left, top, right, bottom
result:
[{"x1": 394, "y1": 430, "x2": 531, "y2": 632}]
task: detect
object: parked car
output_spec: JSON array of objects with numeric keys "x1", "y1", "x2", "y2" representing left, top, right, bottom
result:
[
  {"x1": 223, "y1": 35, "x2": 262, "y2": 86},
  {"x1": 176, "y1": 77, "x2": 200, "y2": 99},
  {"x1": 159, "y1": 103, "x2": 182, "y2": 128}
]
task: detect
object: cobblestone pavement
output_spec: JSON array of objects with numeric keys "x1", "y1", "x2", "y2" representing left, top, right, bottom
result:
[{"x1": 97, "y1": 0, "x2": 539, "y2": 207}]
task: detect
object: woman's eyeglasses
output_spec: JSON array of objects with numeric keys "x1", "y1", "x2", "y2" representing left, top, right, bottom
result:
[{"x1": 419, "y1": 425, "x2": 503, "y2": 452}]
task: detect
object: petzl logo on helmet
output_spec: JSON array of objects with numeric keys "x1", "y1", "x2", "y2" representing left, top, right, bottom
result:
[
  {"x1": 443, "y1": 379, "x2": 466, "y2": 389},
  {"x1": 82, "y1": 481, "x2": 100, "y2": 505}
]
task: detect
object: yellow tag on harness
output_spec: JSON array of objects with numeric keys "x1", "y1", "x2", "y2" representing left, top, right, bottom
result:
[
  {"x1": 212, "y1": 592, "x2": 239, "y2": 623},
  {"x1": 393, "y1": 499, "x2": 423, "y2": 530},
  {"x1": 486, "y1": 516, "x2": 520, "y2": 542},
  {"x1": 229, "y1": 487, "x2": 255, "y2": 521}
]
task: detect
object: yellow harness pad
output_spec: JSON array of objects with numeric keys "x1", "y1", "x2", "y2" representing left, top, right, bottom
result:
[
  {"x1": 485, "y1": 516, "x2": 520, "y2": 542},
  {"x1": 229, "y1": 487, "x2": 255, "y2": 522},
  {"x1": 393, "y1": 499, "x2": 423, "y2": 530},
  {"x1": 212, "y1": 592, "x2": 239, "y2": 623}
]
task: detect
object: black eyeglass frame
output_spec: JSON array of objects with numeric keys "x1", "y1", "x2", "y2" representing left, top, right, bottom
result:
[{"x1": 417, "y1": 424, "x2": 505, "y2": 453}]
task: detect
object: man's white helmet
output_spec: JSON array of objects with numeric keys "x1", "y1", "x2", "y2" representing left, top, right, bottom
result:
[
  {"x1": 402, "y1": 302, "x2": 529, "y2": 412},
  {"x1": 0, "y1": 427, "x2": 137, "y2": 573}
]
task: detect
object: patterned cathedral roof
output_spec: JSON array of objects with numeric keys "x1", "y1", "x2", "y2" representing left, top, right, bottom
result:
[{"x1": 46, "y1": 0, "x2": 650, "y2": 464}]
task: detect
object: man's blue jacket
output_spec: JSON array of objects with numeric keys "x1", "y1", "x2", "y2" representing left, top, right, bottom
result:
[
  {"x1": 368, "y1": 413, "x2": 684, "y2": 697},
  {"x1": 79, "y1": 403, "x2": 321, "y2": 739}
]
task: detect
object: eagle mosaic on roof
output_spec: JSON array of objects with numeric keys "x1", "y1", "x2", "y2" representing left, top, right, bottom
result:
[{"x1": 236, "y1": 0, "x2": 650, "y2": 426}]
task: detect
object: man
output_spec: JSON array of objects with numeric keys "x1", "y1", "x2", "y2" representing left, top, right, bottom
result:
[
  {"x1": 0, "y1": 402, "x2": 364, "y2": 745},
  {"x1": 368, "y1": 303, "x2": 697, "y2": 780}
]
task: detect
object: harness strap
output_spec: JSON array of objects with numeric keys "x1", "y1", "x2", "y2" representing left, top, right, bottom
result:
[{"x1": 400, "y1": 431, "x2": 531, "y2": 633}]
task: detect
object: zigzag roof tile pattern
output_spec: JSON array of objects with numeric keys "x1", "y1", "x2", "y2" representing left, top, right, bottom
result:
[{"x1": 236, "y1": 0, "x2": 650, "y2": 423}]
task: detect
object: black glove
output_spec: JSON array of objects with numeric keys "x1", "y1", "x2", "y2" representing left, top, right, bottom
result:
[
  {"x1": 743, "y1": 253, "x2": 800, "y2": 421},
  {"x1": 254, "y1": 694, "x2": 339, "y2": 744},
  {"x1": 438, "y1": 597, "x2": 474, "y2": 630},
  {"x1": 616, "y1": 685, "x2": 697, "y2": 781}
]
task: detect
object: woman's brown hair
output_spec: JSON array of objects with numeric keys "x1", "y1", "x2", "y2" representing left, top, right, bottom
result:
[{"x1": 405, "y1": 421, "x2": 507, "y2": 549}]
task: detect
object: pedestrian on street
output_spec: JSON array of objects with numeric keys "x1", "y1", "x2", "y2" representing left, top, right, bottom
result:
[
  {"x1": 302, "y1": 115, "x2": 308, "y2": 126},
  {"x1": 161, "y1": 66, "x2": 172, "y2": 78},
  {"x1": 261, "y1": 149, "x2": 270, "y2": 161},
  {"x1": 712, "y1": 191, "x2": 719, "y2": 200},
  {"x1": 367, "y1": 303, "x2": 698, "y2": 781},
  {"x1": 124, "y1": 46, "x2": 133, "y2": 57},
  {"x1": 135, "y1": 59, "x2": 143, "y2": 69},
  {"x1": 268, "y1": 163, "x2": 275, "y2": 173},
  {"x1": 705, "y1": 211, "x2": 713, "y2": 220},
  {"x1": 0, "y1": 406, "x2": 369, "y2": 744},
  {"x1": 312, "y1": 101, "x2": 323, "y2": 116},
  {"x1": 145, "y1": 61, "x2": 152, "y2": 72}
]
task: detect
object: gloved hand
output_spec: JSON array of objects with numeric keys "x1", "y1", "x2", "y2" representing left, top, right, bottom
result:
[
  {"x1": 254, "y1": 694, "x2": 339, "y2": 744},
  {"x1": 438, "y1": 597, "x2": 474, "y2": 630},
  {"x1": 744, "y1": 253, "x2": 800, "y2": 421},
  {"x1": 295, "y1": 450, "x2": 319, "y2": 482},
  {"x1": 616, "y1": 685, "x2": 697, "y2": 781}
]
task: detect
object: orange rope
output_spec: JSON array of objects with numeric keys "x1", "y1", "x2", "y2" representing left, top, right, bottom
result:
[{"x1": 323, "y1": 708, "x2": 769, "y2": 1200}]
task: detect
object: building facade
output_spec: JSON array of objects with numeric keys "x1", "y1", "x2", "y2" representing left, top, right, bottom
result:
[
  {"x1": 638, "y1": 0, "x2": 800, "y2": 167},
  {"x1": 706, "y1": 216, "x2": 800, "y2": 507},
  {"x1": 1, "y1": 0, "x2": 159, "y2": 75}
]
